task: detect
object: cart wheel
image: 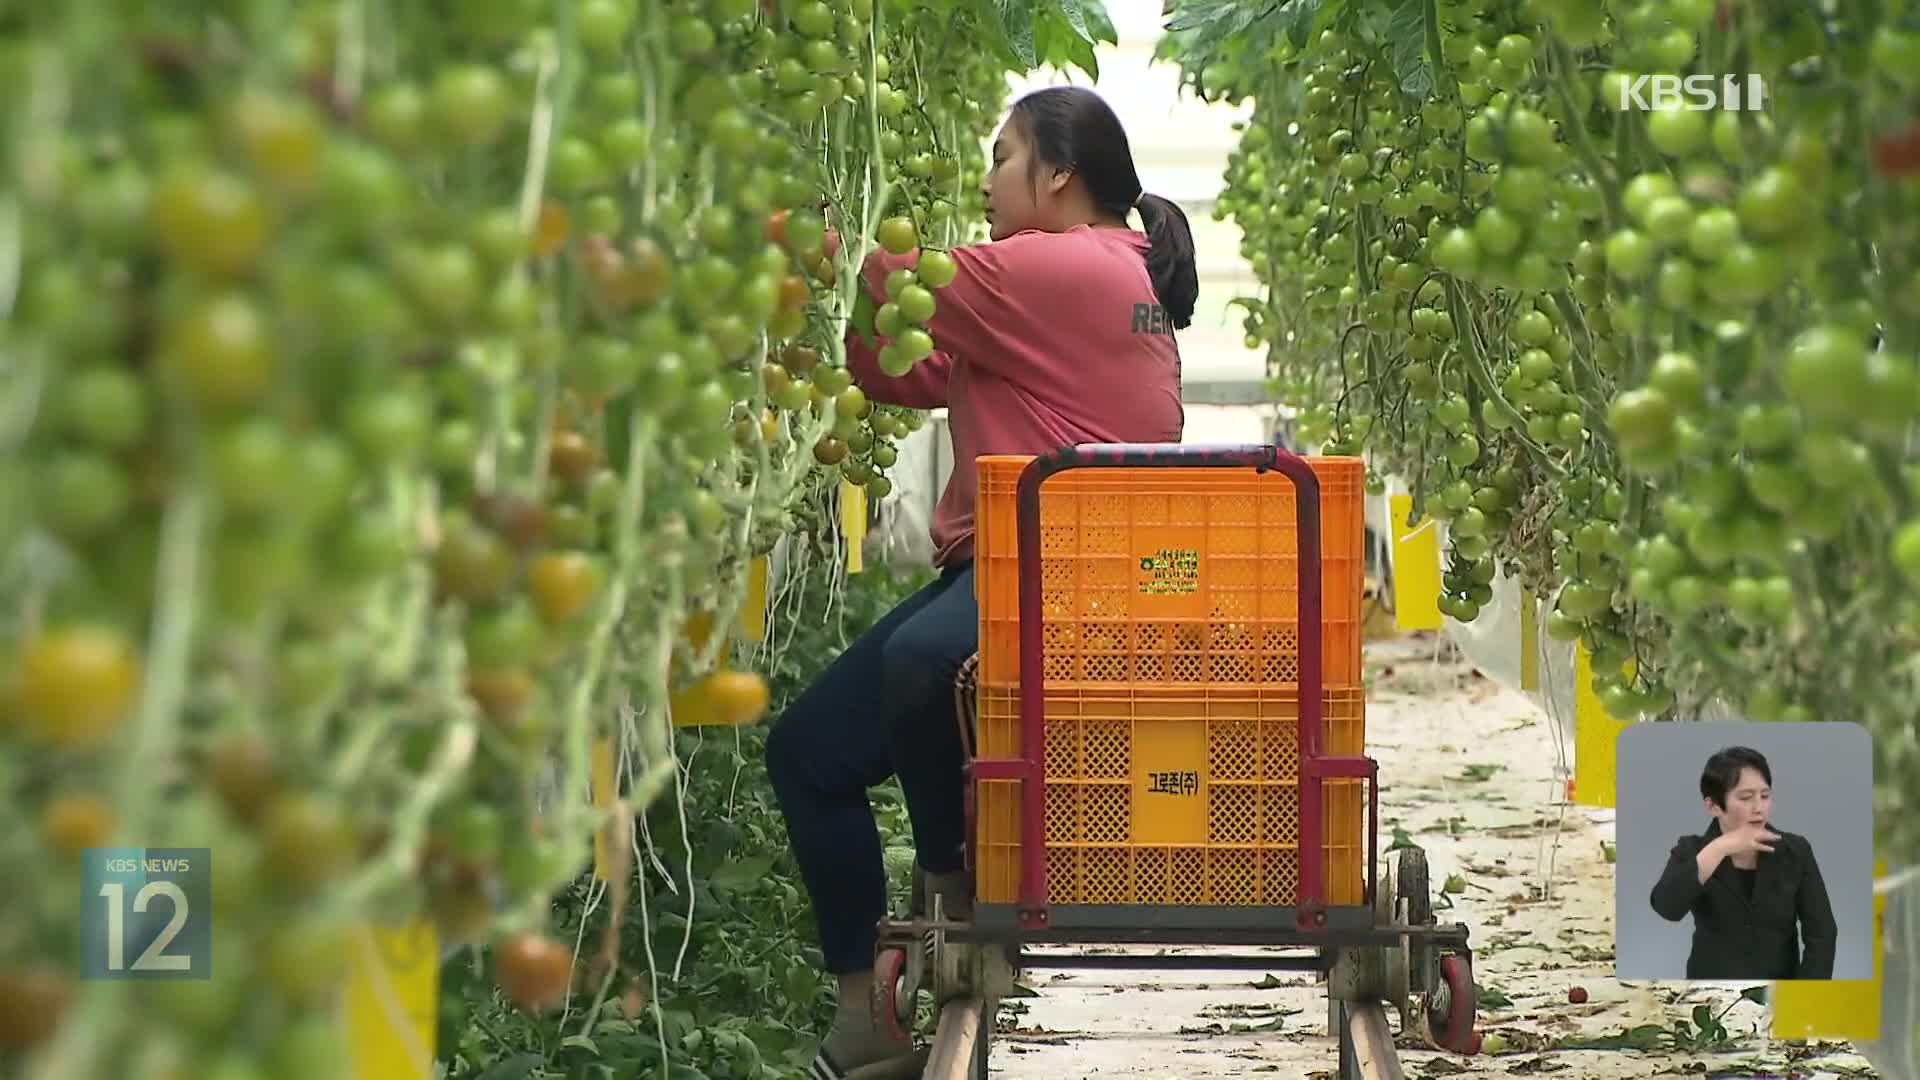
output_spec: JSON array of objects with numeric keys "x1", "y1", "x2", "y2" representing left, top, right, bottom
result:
[
  {"x1": 872, "y1": 947, "x2": 913, "y2": 1043},
  {"x1": 1425, "y1": 953, "x2": 1477, "y2": 1054},
  {"x1": 1395, "y1": 845, "x2": 1434, "y2": 1006},
  {"x1": 1394, "y1": 846, "x2": 1431, "y2": 926}
]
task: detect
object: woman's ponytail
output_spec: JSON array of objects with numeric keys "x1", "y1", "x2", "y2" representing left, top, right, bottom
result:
[
  {"x1": 1009, "y1": 87, "x2": 1201, "y2": 332},
  {"x1": 1135, "y1": 192, "x2": 1197, "y2": 331}
]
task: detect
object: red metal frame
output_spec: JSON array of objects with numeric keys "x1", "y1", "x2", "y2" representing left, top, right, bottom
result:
[{"x1": 968, "y1": 442, "x2": 1375, "y2": 931}]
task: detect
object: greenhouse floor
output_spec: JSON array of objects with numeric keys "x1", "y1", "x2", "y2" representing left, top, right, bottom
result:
[{"x1": 985, "y1": 633, "x2": 1880, "y2": 1079}]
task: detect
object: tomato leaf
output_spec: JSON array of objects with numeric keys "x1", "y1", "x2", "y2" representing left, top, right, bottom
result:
[
  {"x1": 1162, "y1": 0, "x2": 1257, "y2": 66},
  {"x1": 1163, "y1": 0, "x2": 1320, "y2": 69},
  {"x1": 1059, "y1": 0, "x2": 1121, "y2": 44},
  {"x1": 1384, "y1": 0, "x2": 1434, "y2": 98},
  {"x1": 1165, "y1": 0, "x2": 1276, "y2": 37},
  {"x1": 709, "y1": 852, "x2": 778, "y2": 890},
  {"x1": 1034, "y1": 7, "x2": 1101, "y2": 79},
  {"x1": 1283, "y1": 0, "x2": 1333, "y2": 50},
  {"x1": 1062, "y1": 32, "x2": 1101, "y2": 79},
  {"x1": 1078, "y1": 0, "x2": 1118, "y2": 44},
  {"x1": 1031, "y1": 10, "x2": 1061, "y2": 71},
  {"x1": 1057, "y1": 0, "x2": 1094, "y2": 43},
  {"x1": 1554, "y1": 1024, "x2": 1669, "y2": 1050},
  {"x1": 661, "y1": 1008, "x2": 701, "y2": 1043},
  {"x1": 473, "y1": 1054, "x2": 544, "y2": 1080},
  {"x1": 746, "y1": 1020, "x2": 800, "y2": 1054},
  {"x1": 991, "y1": 0, "x2": 1038, "y2": 67}
]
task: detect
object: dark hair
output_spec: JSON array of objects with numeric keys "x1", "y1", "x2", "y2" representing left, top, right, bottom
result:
[
  {"x1": 1008, "y1": 86, "x2": 1198, "y2": 330},
  {"x1": 1700, "y1": 746, "x2": 1772, "y2": 809}
]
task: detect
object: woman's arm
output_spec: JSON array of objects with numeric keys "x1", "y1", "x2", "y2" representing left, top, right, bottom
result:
[
  {"x1": 1650, "y1": 836, "x2": 1712, "y2": 921},
  {"x1": 1792, "y1": 839, "x2": 1838, "y2": 979},
  {"x1": 856, "y1": 237, "x2": 1040, "y2": 382}
]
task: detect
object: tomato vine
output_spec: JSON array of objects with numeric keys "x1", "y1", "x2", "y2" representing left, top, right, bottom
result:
[
  {"x1": 1165, "y1": 0, "x2": 1920, "y2": 866},
  {"x1": 0, "y1": 0, "x2": 1109, "y2": 1075}
]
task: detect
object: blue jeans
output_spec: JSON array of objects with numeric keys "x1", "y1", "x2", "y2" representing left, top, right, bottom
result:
[{"x1": 766, "y1": 564, "x2": 977, "y2": 974}]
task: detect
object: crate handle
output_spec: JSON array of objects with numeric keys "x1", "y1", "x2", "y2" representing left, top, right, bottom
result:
[{"x1": 1008, "y1": 442, "x2": 1329, "y2": 929}]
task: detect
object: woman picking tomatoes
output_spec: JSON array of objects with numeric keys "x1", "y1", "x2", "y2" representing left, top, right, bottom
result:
[{"x1": 765, "y1": 85, "x2": 1198, "y2": 1077}]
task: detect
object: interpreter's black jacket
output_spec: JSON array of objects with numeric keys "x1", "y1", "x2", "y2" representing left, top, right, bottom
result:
[{"x1": 1648, "y1": 819, "x2": 1837, "y2": 980}]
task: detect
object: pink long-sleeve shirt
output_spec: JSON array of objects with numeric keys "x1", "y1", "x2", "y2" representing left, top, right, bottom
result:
[{"x1": 846, "y1": 225, "x2": 1185, "y2": 567}]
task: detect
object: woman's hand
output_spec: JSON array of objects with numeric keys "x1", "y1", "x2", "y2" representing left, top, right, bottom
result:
[
  {"x1": 1694, "y1": 820, "x2": 1780, "y2": 883},
  {"x1": 1716, "y1": 821, "x2": 1781, "y2": 859}
]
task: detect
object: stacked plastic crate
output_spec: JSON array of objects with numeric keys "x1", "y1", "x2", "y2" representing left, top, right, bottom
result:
[{"x1": 970, "y1": 454, "x2": 1370, "y2": 910}]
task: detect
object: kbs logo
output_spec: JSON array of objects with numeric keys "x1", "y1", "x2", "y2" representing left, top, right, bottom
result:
[
  {"x1": 81, "y1": 847, "x2": 212, "y2": 979},
  {"x1": 1617, "y1": 73, "x2": 1767, "y2": 111}
]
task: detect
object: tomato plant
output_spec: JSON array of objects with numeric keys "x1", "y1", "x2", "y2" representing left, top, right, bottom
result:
[
  {"x1": 0, "y1": 0, "x2": 1110, "y2": 1076},
  {"x1": 1166, "y1": 0, "x2": 1919, "y2": 873}
]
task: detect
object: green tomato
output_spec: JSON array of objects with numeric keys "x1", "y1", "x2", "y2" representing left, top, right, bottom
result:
[
  {"x1": 1735, "y1": 167, "x2": 1805, "y2": 240},
  {"x1": 1646, "y1": 103, "x2": 1707, "y2": 157},
  {"x1": 1604, "y1": 229, "x2": 1655, "y2": 280},
  {"x1": 1432, "y1": 228, "x2": 1481, "y2": 276},
  {"x1": 917, "y1": 249, "x2": 959, "y2": 288},
  {"x1": 1893, "y1": 520, "x2": 1920, "y2": 588},
  {"x1": 1473, "y1": 207, "x2": 1524, "y2": 258},
  {"x1": 61, "y1": 366, "x2": 149, "y2": 450},
  {"x1": 43, "y1": 451, "x2": 130, "y2": 541},
  {"x1": 1607, "y1": 387, "x2": 1675, "y2": 453},
  {"x1": 1781, "y1": 324, "x2": 1871, "y2": 421},
  {"x1": 1872, "y1": 28, "x2": 1920, "y2": 91},
  {"x1": 431, "y1": 64, "x2": 511, "y2": 148}
]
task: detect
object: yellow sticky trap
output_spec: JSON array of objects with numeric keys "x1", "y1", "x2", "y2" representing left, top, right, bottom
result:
[
  {"x1": 683, "y1": 610, "x2": 716, "y2": 656},
  {"x1": 669, "y1": 679, "x2": 715, "y2": 728},
  {"x1": 1572, "y1": 641, "x2": 1629, "y2": 808},
  {"x1": 591, "y1": 736, "x2": 616, "y2": 880},
  {"x1": 841, "y1": 480, "x2": 867, "y2": 574},
  {"x1": 1771, "y1": 858, "x2": 1886, "y2": 1042},
  {"x1": 739, "y1": 556, "x2": 768, "y2": 643},
  {"x1": 1389, "y1": 494, "x2": 1441, "y2": 630},
  {"x1": 346, "y1": 920, "x2": 439, "y2": 1080},
  {"x1": 1519, "y1": 589, "x2": 1540, "y2": 692}
]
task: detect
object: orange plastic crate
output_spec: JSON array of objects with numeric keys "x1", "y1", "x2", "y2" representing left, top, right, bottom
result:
[
  {"x1": 973, "y1": 455, "x2": 1365, "y2": 690},
  {"x1": 972, "y1": 683, "x2": 1367, "y2": 907}
]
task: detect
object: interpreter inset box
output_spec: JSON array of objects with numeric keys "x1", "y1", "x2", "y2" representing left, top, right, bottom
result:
[
  {"x1": 1613, "y1": 722, "x2": 1872, "y2": 982},
  {"x1": 80, "y1": 847, "x2": 211, "y2": 980}
]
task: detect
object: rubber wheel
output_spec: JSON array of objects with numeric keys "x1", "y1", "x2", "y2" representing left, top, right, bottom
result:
[
  {"x1": 872, "y1": 947, "x2": 912, "y2": 1043},
  {"x1": 1394, "y1": 846, "x2": 1431, "y2": 927},
  {"x1": 1426, "y1": 953, "x2": 1477, "y2": 1054},
  {"x1": 1395, "y1": 845, "x2": 1433, "y2": 1003}
]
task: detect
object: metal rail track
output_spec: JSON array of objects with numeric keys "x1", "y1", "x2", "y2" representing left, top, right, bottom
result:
[
  {"x1": 840, "y1": 999, "x2": 988, "y2": 1080},
  {"x1": 1336, "y1": 999, "x2": 1407, "y2": 1080},
  {"x1": 925, "y1": 999, "x2": 985, "y2": 1079},
  {"x1": 899, "y1": 993, "x2": 1407, "y2": 1080}
]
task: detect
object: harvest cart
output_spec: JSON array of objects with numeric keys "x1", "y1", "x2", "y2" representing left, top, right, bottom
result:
[{"x1": 869, "y1": 442, "x2": 1479, "y2": 1080}]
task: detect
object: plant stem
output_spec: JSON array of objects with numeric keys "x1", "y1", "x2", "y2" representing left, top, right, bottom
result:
[
  {"x1": 332, "y1": 707, "x2": 471, "y2": 907},
  {"x1": 32, "y1": 477, "x2": 205, "y2": 1078},
  {"x1": 1447, "y1": 280, "x2": 1567, "y2": 476},
  {"x1": 560, "y1": 412, "x2": 656, "y2": 852}
]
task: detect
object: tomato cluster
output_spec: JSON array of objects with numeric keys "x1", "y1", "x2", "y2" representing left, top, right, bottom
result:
[
  {"x1": 0, "y1": 0, "x2": 1029, "y2": 1072},
  {"x1": 1182, "y1": 0, "x2": 1920, "y2": 860}
]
